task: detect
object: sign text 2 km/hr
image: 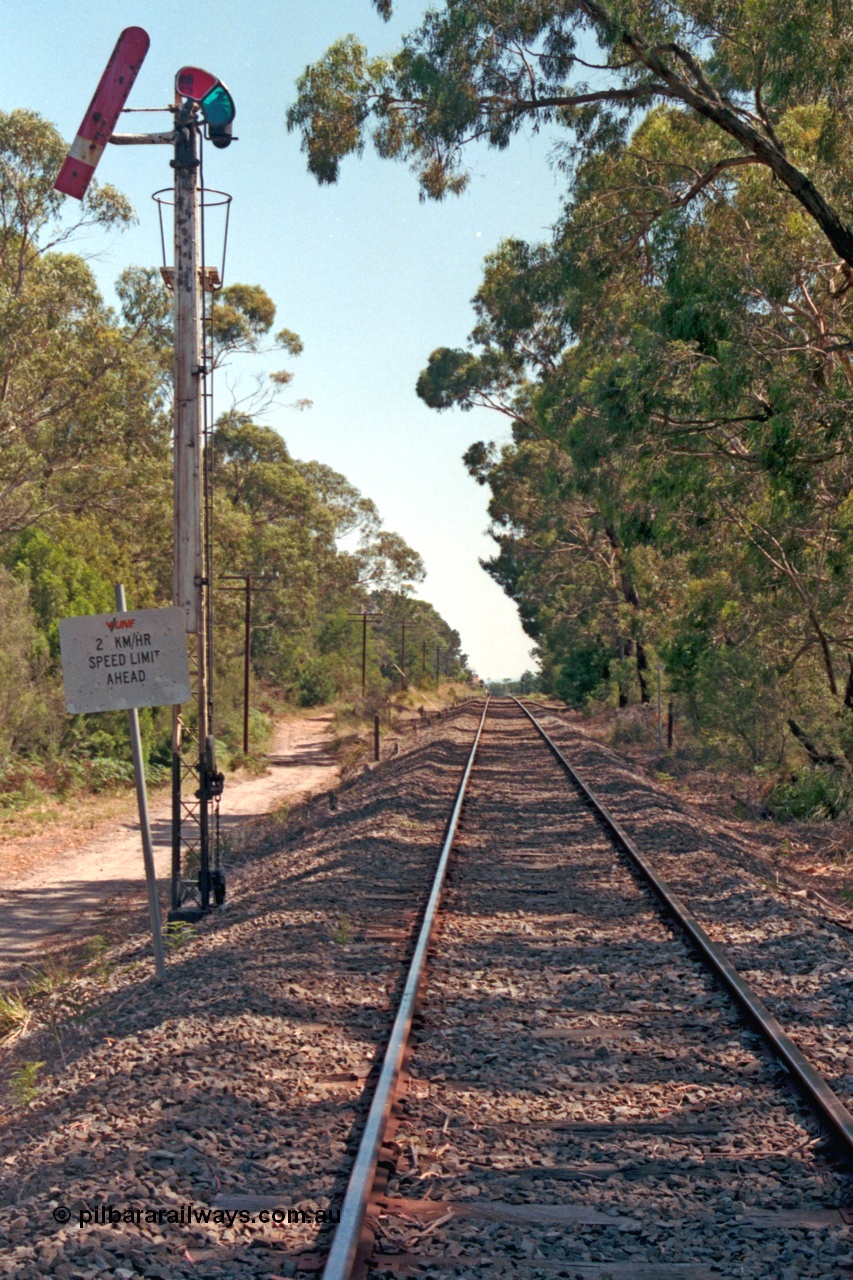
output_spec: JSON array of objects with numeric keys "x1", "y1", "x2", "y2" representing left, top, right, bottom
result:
[{"x1": 59, "y1": 606, "x2": 191, "y2": 714}]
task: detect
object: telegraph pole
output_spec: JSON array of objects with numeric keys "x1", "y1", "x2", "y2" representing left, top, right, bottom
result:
[
  {"x1": 349, "y1": 611, "x2": 383, "y2": 695},
  {"x1": 362, "y1": 612, "x2": 368, "y2": 694},
  {"x1": 243, "y1": 573, "x2": 252, "y2": 755},
  {"x1": 399, "y1": 625, "x2": 425, "y2": 689},
  {"x1": 401, "y1": 620, "x2": 408, "y2": 691},
  {"x1": 220, "y1": 574, "x2": 277, "y2": 754},
  {"x1": 657, "y1": 664, "x2": 663, "y2": 752},
  {"x1": 225, "y1": 572, "x2": 253, "y2": 756}
]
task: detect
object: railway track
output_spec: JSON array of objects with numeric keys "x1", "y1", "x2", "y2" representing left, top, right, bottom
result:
[
  {"x1": 3, "y1": 697, "x2": 852, "y2": 1279},
  {"x1": 267, "y1": 696, "x2": 853, "y2": 1279}
]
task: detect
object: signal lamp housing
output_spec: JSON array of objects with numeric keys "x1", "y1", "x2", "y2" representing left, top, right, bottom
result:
[{"x1": 176, "y1": 66, "x2": 235, "y2": 148}]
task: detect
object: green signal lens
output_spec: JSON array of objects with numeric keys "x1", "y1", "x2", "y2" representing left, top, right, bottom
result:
[{"x1": 201, "y1": 84, "x2": 235, "y2": 127}]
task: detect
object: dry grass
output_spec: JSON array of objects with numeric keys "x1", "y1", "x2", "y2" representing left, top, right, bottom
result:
[
  {"x1": 0, "y1": 991, "x2": 29, "y2": 1044},
  {"x1": 0, "y1": 783, "x2": 172, "y2": 880}
]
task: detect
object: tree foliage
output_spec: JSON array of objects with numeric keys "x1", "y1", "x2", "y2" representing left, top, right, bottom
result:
[
  {"x1": 286, "y1": 3, "x2": 853, "y2": 766},
  {"x1": 0, "y1": 111, "x2": 158, "y2": 536},
  {"x1": 0, "y1": 110, "x2": 466, "y2": 789},
  {"x1": 418, "y1": 89, "x2": 853, "y2": 758},
  {"x1": 290, "y1": 1, "x2": 853, "y2": 262}
]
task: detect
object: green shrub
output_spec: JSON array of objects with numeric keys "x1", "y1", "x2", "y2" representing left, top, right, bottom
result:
[
  {"x1": 9, "y1": 1060, "x2": 45, "y2": 1106},
  {"x1": 673, "y1": 646, "x2": 787, "y2": 767},
  {"x1": 611, "y1": 706, "x2": 654, "y2": 746},
  {"x1": 164, "y1": 920, "x2": 197, "y2": 950},
  {"x1": 0, "y1": 751, "x2": 172, "y2": 804},
  {"x1": 554, "y1": 645, "x2": 611, "y2": 707},
  {"x1": 0, "y1": 568, "x2": 54, "y2": 760},
  {"x1": 87, "y1": 756, "x2": 135, "y2": 791},
  {"x1": 297, "y1": 657, "x2": 337, "y2": 707},
  {"x1": 766, "y1": 769, "x2": 852, "y2": 821}
]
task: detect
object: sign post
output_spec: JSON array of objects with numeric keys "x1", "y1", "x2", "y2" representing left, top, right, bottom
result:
[
  {"x1": 58, "y1": 592, "x2": 190, "y2": 978},
  {"x1": 114, "y1": 584, "x2": 166, "y2": 980}
]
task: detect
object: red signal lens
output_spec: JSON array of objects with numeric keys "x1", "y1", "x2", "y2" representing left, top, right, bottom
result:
[{"x1": 176, "y1": 67, "x2": 219, "y2": 101}]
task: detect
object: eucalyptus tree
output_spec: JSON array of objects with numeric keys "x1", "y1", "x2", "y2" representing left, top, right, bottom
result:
[
  {"x1": 418, "y1": 90, "x2": 853, "y2": 752},
  {"x1": 0, "y1": 110, "x2": 165, "y2": 537},
  {"x1": 289, "y1": 1, "x2": 853, "y2": 264},
  {"x1": 211, "y1": 418, "x2": 427, "y2": 697}
]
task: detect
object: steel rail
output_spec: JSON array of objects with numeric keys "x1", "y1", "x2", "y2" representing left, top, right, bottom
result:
[
  {"x1": 322, "y1": 697, "x2": 491, "y2": 1280},
  {"x1": 513, "y1": 696, "x2": 853, "y2": 1163}
]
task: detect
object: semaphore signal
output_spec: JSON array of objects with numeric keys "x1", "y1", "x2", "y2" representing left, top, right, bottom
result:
[
  {"x1": 53, "y1": 28, "x2": 237, "y2": 925},
  {"x1": 176, "y1": 66, "x2": 236, "y2": 149},
  {"x1": 54, "y1": 26, "x2": 150, "y2": 200}
]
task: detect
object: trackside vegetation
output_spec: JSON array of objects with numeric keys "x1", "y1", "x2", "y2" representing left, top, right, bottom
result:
[
  {"x1": 289, "y1": 1, "x2": 853, "y2": 803},
  {"x1": 0, "y1": 108, "x2": 468, "y2": 811}
]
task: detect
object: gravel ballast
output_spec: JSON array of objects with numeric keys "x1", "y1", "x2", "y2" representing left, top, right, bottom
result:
[{"x1": 1, "y1": 699, "x2": 851, "y2": 1278}]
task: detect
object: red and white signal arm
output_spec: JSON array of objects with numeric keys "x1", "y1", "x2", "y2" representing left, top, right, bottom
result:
[{"x1": 54, "y1": 26, "x2": 150, "y2": 201}]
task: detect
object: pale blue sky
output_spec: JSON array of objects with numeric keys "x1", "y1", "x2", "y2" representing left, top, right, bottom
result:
[{"x1": 4, "y1": 1, "x2": 567, "y2": 679}]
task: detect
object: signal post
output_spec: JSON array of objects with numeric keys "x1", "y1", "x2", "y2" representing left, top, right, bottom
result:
[
  {"x1": 55, "y1": 32, "x2": 235, "y2": 919},
  {"x1": 170, "y1": 103, "x2": 216, "y2": 916},
  {"x1": 164, "y1": 71, "x2": 235, "y2": 916}
]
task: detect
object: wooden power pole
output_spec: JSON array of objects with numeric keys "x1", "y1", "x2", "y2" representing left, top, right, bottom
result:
[
  {"x1": 401, "y1": 620, "x2": 407, "y2": 691},
  {"x1": 221, "y1": 573, "x2": 278, "y2": 754},
  {"x1": 348, "y1": 611, "x2": 383, "y2": 695}
]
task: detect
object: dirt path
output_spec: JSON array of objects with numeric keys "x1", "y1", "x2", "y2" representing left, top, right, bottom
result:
[{"x1": 0, "y1": 715, "x2": 339, "y2": 977}]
